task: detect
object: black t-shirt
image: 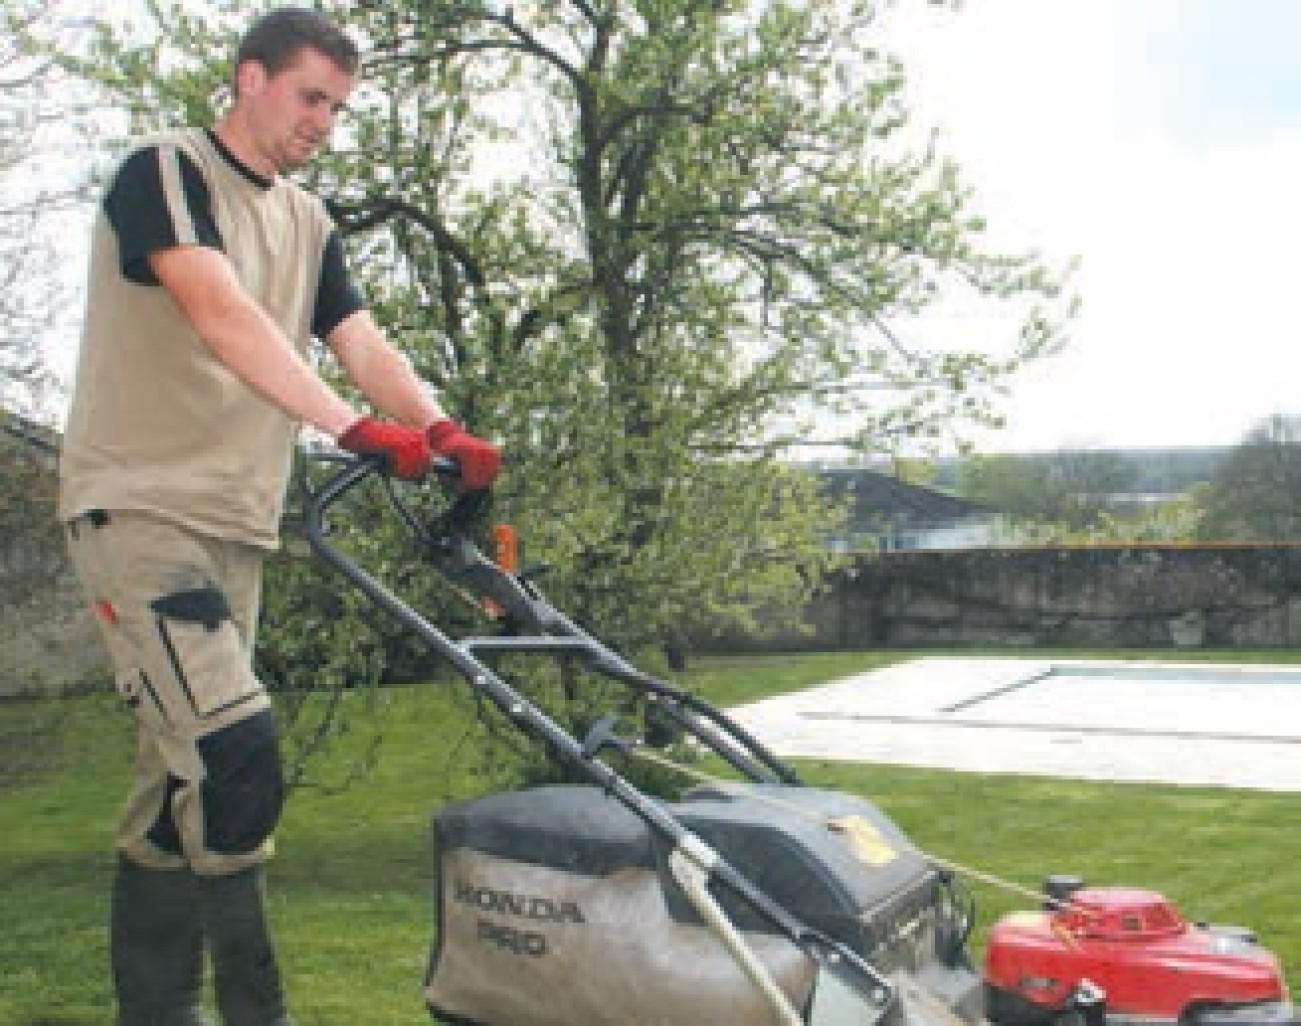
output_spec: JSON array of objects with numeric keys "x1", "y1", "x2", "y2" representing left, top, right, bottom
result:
[{"x1": 102, "y1": 129, "x2": 364, "y2": 339}]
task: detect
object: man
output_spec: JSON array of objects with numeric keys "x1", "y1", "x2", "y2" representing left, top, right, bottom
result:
[{"x1": 57, "y1": 8, "x2": 499, "y2": 1024}]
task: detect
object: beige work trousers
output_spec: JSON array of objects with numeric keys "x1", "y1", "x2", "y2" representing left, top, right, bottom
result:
[{"x1": 65, "y1": 509, "x2": 277, "y2": 876}]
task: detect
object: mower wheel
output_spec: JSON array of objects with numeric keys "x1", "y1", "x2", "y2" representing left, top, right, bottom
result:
[{"x1": 985, "y1": 984, "x2": 1059, "y2": 1026}]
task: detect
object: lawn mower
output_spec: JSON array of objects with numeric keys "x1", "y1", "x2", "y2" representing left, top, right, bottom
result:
[
  {"x1": 300, "y1": 454, "x2": 1298, "y2": 1026},
  {"x1": 984, "y1": 877, "x2": 1297, "y2": 1026}
]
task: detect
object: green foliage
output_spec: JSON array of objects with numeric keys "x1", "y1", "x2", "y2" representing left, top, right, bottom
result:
[
  {"x1": 947, "y1": 447, "x2": 1225, "y2": 544},
  {"x1": 1197, "y1": 414, "x2": 1301, "y2": 542},
  {"x1": 1061, "y1": 493, "x2": 1203, "y2": 545},
  {"x1": 50, "y1": 0, "x2": 1075, "y2": 782},
  {"x1": 48, "y1": 1, "x2": 242, "y2": 135},
  {"x1": 957, "y1": 448, "x2": 1158, "y2": 540}
]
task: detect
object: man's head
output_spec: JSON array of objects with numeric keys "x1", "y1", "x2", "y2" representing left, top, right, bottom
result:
[
  {"x1": 224, "y1": 7, "x2": 359, "y2": 174},
  {"x1": 233, "y1": 7, "x2": 359, "y2": 94}
]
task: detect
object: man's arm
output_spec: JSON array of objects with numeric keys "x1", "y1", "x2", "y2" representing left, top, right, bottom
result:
[
  {"x1": 150, "y1": 245, "x2": 359, "y2": 438},
  {"x1": 325, "y1": 309, "x2": 446, "y2": 428}
]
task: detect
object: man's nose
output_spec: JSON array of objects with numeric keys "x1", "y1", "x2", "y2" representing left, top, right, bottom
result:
[{"x1": 310, "y1": 104, "x2": 337, "y2": 135}]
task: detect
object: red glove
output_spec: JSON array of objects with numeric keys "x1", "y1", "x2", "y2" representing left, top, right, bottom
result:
[
  {"x1": 426, "y1": 419, "x2": 501, "y2": 490},
  {"x1": 337, "y1": 417, "x2": 431, "y2": 480}
]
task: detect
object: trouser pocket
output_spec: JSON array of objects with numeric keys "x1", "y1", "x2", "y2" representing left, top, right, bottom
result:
[{"x1": 149, "y1": 585, "x2": 265, "y2": 723}]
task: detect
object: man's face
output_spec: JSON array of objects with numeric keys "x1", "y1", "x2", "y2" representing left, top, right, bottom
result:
[{"x1": 237, "y1": 48, "x2": 353, "y2": 173}]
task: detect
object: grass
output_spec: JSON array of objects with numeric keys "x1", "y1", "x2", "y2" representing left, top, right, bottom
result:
[{"x1": 2, "y1": 650, "x2": 1300, "y2": 1024}]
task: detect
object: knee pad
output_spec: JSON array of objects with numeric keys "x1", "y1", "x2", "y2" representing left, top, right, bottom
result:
[{"x1": 198, "y1": 709, "x2": 285, "y2": 854}]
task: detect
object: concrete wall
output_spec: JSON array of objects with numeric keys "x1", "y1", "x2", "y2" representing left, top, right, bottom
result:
[{"x1": 696, "y1": 545, "x2": 1301, "y2": 652}]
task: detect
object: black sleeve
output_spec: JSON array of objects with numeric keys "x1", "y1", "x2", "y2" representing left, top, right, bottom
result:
[
  {"x1": 103, "y1": 146, "x2": 223, "y2": 285},
  {"x1": 311, "y1": 229, "x2": 366, "y2": 338}
]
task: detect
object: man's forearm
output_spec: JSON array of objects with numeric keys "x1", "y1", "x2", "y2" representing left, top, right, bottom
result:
[
  {"x1": 328, "y1": 310, "x2": 447, "y2": 428},
  {"x1": 208, "y1": 312, "x2": 357, "y2": 437}
]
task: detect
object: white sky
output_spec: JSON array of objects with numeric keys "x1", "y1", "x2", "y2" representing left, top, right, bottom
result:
[{"x1": 882, "y1": 0, "x2": 1301, "y2": 453}]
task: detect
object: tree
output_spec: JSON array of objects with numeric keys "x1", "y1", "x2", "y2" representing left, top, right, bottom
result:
[
  {"x1": 1197, "y1": 414, "x2": 1301, "y2": 542},
  {"x1": 322, "y1": 0, "x2": 1071, "y2": 617},
  {"x1": 52, "y1": 0, "x2": 1074, "y2": 783},
  {"x1": 0, "y1": 0, "x2": 99, "y2": 416},
  {"x1": 957, "y1": 449, "x2": 1138, "y2": 537}
]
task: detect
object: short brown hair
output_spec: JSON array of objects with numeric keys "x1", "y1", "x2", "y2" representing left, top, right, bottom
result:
[{"x1": 234, "y1": 7, "x2": 359, "y2": 84}]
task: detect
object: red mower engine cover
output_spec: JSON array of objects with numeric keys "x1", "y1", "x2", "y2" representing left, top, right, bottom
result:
[{"x1": 984, "y1": 886, "x2": 1296, "y2": 1024}]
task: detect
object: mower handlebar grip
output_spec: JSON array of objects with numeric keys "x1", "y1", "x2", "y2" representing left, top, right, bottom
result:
[{"x1": 302, "y1": 452, "x2": 459, "y2": 550}]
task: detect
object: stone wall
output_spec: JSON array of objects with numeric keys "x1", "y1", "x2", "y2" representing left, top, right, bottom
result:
[
  {"x1": 0, "y1": 562, "x2": 107, "y2": 696},
  {"x1": 0, "y1": 421, "x2": 110, "y2": 696},
  {"x1": 10, "y1": 540, "x2": 1301, "y2": 696},
  {"x1": 696, "y1": 545, "x2": 1301, "y2": 652}
]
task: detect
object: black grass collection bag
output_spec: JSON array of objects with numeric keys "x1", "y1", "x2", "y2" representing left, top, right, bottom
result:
[{"x1": 424, "y1": 783, "x2": 957, "y2": 1025}]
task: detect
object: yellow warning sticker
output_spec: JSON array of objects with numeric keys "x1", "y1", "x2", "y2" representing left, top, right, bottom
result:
[{"x1": 827, "y1": 816, "x2": 898, "y2": 867}]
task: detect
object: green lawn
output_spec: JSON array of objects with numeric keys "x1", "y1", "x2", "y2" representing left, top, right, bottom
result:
[{"x1": 3, "y1": 650, "x2": 1299, "y2": 1024}]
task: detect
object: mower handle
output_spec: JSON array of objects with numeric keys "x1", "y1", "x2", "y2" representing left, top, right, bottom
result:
[
  {"x1": 298, "y1": 452, "x2": 801, "y2": 787},
  {"x1": 296, "y1": 453, "x2": 896, "y2": 1017},
  {"x1": 303, "y1": 450, "x2": 458, "y2": 508}
]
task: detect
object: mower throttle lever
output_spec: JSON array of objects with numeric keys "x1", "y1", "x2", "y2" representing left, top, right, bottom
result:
[
  {"x1": 423, "y1": 488, "x2": 494, "y2": 542},
  {"x1": 580, "y1": 713, "x2": 633, "y2": 759}
]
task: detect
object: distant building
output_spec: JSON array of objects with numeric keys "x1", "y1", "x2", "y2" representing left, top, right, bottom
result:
[{"x1": 816, "y1": 468, "x2": 999, "y2": 552}]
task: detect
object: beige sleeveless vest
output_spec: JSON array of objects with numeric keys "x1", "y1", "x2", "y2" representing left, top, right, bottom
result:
[{"x1": 59, "y1": 128, "x2": 332, "y2": 549}]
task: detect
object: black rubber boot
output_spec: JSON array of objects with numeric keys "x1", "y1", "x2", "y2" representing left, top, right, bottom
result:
[
  {"x1": 198, "y1": 866, "x2": 293, "y2": 1026},
  {"x1": 111, "y1": 857, "x2": 214, "y2": 1026}
]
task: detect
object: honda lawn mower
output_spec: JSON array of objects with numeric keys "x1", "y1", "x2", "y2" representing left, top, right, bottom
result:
[{"x1": 300, "y1": 455, "x2": 1298, "y2": 1026}]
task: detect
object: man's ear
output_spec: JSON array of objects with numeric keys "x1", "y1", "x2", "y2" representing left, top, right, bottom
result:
[{"x1": 234, "y1": 60, "x2": 267, "y2": 98}]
